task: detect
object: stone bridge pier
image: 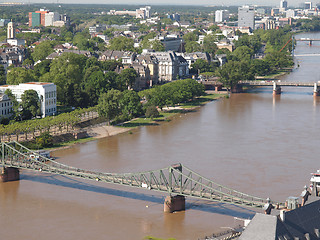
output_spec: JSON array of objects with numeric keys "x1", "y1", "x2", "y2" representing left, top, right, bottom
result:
[
  {"x1": 0, "y1": 167, "x2": 20, "y2": 182},
  {"x1": 164, "y1": 195, "x2": 185, "y2": 213},
  {"x1": 314, "y1": 83, "x2": 320, "y2": 97},
  {"x1": 273, "y1": 82, "x2": 281, "y2": 95}
]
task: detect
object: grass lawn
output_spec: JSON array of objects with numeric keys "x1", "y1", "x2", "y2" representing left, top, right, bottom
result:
[
  {"x1": 180, "y1": 93, "x2": 227, "y2": 108},
  {"x1": 256, "y1": 69, "x2": 292, "y2": 79},
  {"x1": 120, "y1": 112, "x2": 176, "y2": 128},
  {"x1": 120, "y1": 93, "x2": 226, "y2": 127}
]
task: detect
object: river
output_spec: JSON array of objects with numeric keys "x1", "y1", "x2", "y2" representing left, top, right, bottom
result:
[{"x1": 1, "y1": 32, "x2": 320, "y2": 240}]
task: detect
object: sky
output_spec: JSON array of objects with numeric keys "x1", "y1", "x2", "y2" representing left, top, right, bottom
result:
[{"x1": 7, "y1": 0, "x2": 315, "y2": 7}]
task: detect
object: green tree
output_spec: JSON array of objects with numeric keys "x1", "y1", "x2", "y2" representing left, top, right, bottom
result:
[
  {"x1": 34, "y1": 59, "x2": 51, "y2": 78},
  {"x1": 20, "y1": 89, "x2": 41, "y2": 120},
  {"x1": 183, "y1": 32, "x2": 198, "y2": 42},
  {"x1": 191, "y1": 59, "x2": 213, "y2": 74},
  {"x1": 5, "y1": 89, "x2": 19, "y2": 119},
  {"x1": 229, "y1": 45, "x2": 254, "y2": 61},
  {"x1": 109, "y1": 36, "x2": 135, "y2": 51},
  {"x1": 118, "y1": 68, "x2": 138, "y2": 90},
  {"x1": 252, "y1": 59, "x2": 271, "y2": 76},
  {"x1": 83, "y1": 66, "x2": 107, "y2": 106},
  {"x1": 216, "y1": 61, "x2": 242, "y2": 92},
  {"x1": 264, "y1": 51, "x2": 293, "y2": 70},
  {"x1": 97, "y1": 89, "x2": 122, "y2": 124},
  {"x1": 202, "y1": 34, "x2": 218, "y2": 54},
  {"x1": 40, "y1": 52, "x2": 87, "y2": 107},
  {"x1": 36, "y1": 132, "x2": 54, "y2": 148},
  {"x1": 0, "y1": 65, "x2": 6, "y2": 85},
  {"x1": 7, "y1": 67, "x2": 36, "y2": 85},
  {"x1": 120, "y1": 90, "x2": 143, "y2": 119},
  {"x1": 31, "y1": 40, "x2": 55, "y2": 62},
  {"x1": 145, "y1": 105, "x2": 159, "y2": 120},
  {"x1": 185, "y1": 41, "x2": 201, "y2": 53}
]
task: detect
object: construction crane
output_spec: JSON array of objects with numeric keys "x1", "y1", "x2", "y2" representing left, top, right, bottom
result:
[{"x1": 279, "y1": 36, "x2": 294, "y2": 52}]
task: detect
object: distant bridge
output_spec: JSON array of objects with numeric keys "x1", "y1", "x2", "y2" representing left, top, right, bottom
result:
[
  {"x1": 294, "y1": 54, "x2": 320, "y2": 57},
  {"x1": 200, "y1": 80, "x2": 320, "y2": 96},
  {"x1": 0, "y1": 141, "x2": 283, "y2": 212},
  {"x1": 295, "y1": 38, "x2": 320, "y2": 46},
  {"x1": 239, "y1": 80, "x2": 318, "y2": 87}
]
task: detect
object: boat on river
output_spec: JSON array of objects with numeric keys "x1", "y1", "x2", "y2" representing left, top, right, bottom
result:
[{"x1": 310, "y1": 170, "x2": 320, "y2": 183}]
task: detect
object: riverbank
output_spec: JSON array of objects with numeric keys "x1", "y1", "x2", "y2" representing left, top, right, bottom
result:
[
  {"x1": 48, "y1": 92, "x2": 226, "y2": 152},
  {"x1": 255, "y1": 68, "x2": 293, "y2": 80}
]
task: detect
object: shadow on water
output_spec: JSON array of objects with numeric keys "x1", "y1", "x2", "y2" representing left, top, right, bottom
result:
[{"x1": 21, "y1": 173, "x2": 255, "y2": 219}]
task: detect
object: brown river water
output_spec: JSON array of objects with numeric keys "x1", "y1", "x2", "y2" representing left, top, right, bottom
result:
[{"x1": 1, "y1": 32, "x2": 320, "y2": 240}]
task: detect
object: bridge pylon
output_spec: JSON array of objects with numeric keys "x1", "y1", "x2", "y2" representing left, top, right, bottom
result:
[
  {"x1": 0, "y1": 167, "x2": 20, "y2": 182},
  {"x1": 314, "y1": 83, "x2": 320, "y2": 97},
  {"x1": 273, "y1": 82, "x2": 281, "y2": 95},
  {"x1": 164, "y1": 195, "x2": 186, "y2": 213}
]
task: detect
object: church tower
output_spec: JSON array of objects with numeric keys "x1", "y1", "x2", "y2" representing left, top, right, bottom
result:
[{"x1": 7, "y1": 21, "x2": 15, "y2": 39}]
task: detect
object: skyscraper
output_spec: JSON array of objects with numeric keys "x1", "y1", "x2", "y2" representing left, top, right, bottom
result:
[
  {"x1": 304, "y1": 1, "x2": 312, "y2": 9},
  {"x1": 238, "y1": 6, "x2": 255, "y2": 30},
  {"x1": 280, "y1": 0, "x2": 288, "y2": 10},
  {"x1": 215, "y1": 10, "x2": 229, "y2": 23},
  {"x1": 7, "y1": 21, "x2": 15, "y2": 39}
]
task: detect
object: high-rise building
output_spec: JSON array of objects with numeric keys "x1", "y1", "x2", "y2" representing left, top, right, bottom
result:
[
  {"x1": 44, "y1": 12, "x2": 60, "y2": 26},
  {"x1": 29, "y1": 12, "x2": 41, "y2": 27},
  {"x1": 35, "y1": 9, "x2": 49, "y2": 26},
  {"x1": 215, "y1": 10, "x2": 230, "y2": 23},
  {"x1": 136, "y1": 6, "x2": 151, "y2": 19},
  {"x1": 280, "y1": 0, "x2": 288, "y2": 10},
  {"x1": 7, "y1": 21, "x2": 15, "y2": 39},
  {"x1": 238, "y1": 6, "x2": 255, "y2": 30},
  {"x1": 304, "y1": 1, "x2": 312, "y2": 9}
]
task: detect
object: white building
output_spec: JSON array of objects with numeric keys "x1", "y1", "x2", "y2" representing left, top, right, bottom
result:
[
  {"x1": 45, "y1": 12, "x2": 60, "y2": 26},
  {"x1": 136, "y1": 6, "x2": 151, "y2": 19},
  {"x1": 6, "y1": 39, "x2": 25, "y2": 46},
  {"x1": 215, "y1": 10, "x2": 230, "y2": 23},
  {"x1": 286, "y1": 9, "x2": 296, "y2": 18},
  {"x1": 0, "y1": 94, "x2": 13, "y2": 119},
  {"x1": 238, "y1": 6, "x2": 255, "y2": 30},
  {"x1": 0, "y1": 82, "x2": 57, "y2": 118}
]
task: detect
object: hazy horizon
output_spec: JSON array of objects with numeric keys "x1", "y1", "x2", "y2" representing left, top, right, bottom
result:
[{"x1": 4, "y1": 0, "x2": 316, "y2": 8}]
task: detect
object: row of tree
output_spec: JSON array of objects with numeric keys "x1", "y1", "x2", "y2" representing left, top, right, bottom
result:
[{"x1": 0, "y1": 107, "x2": 96, "y2": 142}]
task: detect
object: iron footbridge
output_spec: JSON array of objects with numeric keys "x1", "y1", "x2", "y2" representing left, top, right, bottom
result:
[{"x1": 0, "y1": 141, "x2": 282, "y2": 209}]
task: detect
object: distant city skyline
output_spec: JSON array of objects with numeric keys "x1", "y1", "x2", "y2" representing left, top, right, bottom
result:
[{"x1": 3, "y1": 0, "x2": 318, "y2": 7}]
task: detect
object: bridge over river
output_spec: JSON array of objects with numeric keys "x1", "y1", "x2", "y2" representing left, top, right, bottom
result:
[
  {"x1": 200, "y1": 80, "x2": 320, "y2": 96},
  {"x1": 0, "y1": 141, "x2": 283, "y2": 213}
]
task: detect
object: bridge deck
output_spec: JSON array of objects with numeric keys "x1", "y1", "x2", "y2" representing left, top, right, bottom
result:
[{"x1": 200, "y1": 80, "x2": 318, "y2": 87}]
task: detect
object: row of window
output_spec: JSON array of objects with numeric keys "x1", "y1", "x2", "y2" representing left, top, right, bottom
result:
[
  {"x1": 45, "y1": 98, "x2": 56, "y2": 106},
  {"x1": 1, "y1": 101, "x2": 12, "y2": 108},
  {"x1": 1, "y1": 108, "x2": 12, "y2": 115},
  {"x1": 45, "y1": 91, "x2": 56, "y2": 99},
  {"x1": 46, "y1": 107, "x2": 56, "y2": 114}
]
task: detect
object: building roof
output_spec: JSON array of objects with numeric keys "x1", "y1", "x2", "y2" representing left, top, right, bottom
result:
[
  {"x1": 22, "y1": 82, "x2": 51, "y2": 85},
  {"x1": 239, "y1": 199, "x2": 320, "y2": 240}
]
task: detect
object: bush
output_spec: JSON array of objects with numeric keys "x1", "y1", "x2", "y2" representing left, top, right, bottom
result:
[
  {"x1": 145, "y1": 105, "x2": 159, "y2": 120},
  {"x1": 35, "y1": 132, "x2": 54, "y2": 148},
  {"x1": 0, "y1": 117, "x2": 9, "y2": 125}
]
